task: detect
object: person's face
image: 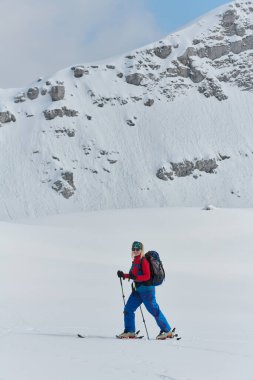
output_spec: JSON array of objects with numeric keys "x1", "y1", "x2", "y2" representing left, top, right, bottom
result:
[{"x1": 132, "y1": 248, "x2": 141, "y2": 257}]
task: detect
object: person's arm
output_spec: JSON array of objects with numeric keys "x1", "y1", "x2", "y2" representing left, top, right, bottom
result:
[{"x1": 135, "y1": 258, "x2": 150, "y2": 282}]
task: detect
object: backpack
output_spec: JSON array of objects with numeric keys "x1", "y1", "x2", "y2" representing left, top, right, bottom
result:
[{"x1": 144, "y1": 251, "x2": 165, "y2": 286}]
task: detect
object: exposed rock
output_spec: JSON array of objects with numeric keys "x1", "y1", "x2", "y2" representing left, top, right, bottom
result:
[
  {"x1": 157, "y1": 157, "x2": 220, "y2": 181},
  {"x1": 106, "y1": 65, "x2": 115, "y2": 69},
  {"x1": 195, "y1": 158, "x2": 218, "y2": 173},
  {"x1": 178, "y1": 47, "x2": 197, "y2": 65},
  {"x1": 230, "y1": 39, "x2": 245, "y2": 54},
  {"x1": 14, "y1": 92, "x2": 26, "y2": 103},
  {"x1": 206, "y1": 44, "x2": 230, "y2": 60},
  {"x1": 144, "y1": 99, "x2": 154, "y2": 107},
  {"x1": 203, "y1": 204, "x2": 217, "y2": 210},
  {"x1": 171, "y1": 160, "x2": 195, "y2": 177},
  {"x1": 44, "y1": 106, "x2": 78, "y2": 120},
  {"x1": 73, "y1": 66, "x2": 89, "y2": 78},
  {"x1": 125, "y1": 73, "x2": 145, "y2": 86},
  {"x1": 126, "y1": 119, "x2": 135, "y2": 126},
  {"x1": 50, "y1": 85, "x2": 65, "y2": 101},
  {"x1": 61, "y1": 171, "x2": 76, "y2": 189},
  {"x1": 235, "y1": 24, "x2": 246, "y2": 36},
  {"x1": 27, "y1": 87, "x2": 39, "y2": 100},
  {"x1": 52, "y1": 171, "x2": 76, "y2": 199},
  {"x1": 177, "y1": 65, "x2": 191, "y2": 78},
  {"x1": 55, "y1": 128, "x2": 75, "y2": 137},
  {"x1": 46, "y1": 81, "x2": 51, "y2": 86},
  {"x1": 117, "y1": 72, "x2": 124, "y2": 78},
  {"x1": 222, "y1": 9, "x2": 237, "y2": 28},
  {"x1": 156, "y1": 167, "x2": 174, "y2": 181},
  {"x1": 189, "y1": 66, "x2": 206, "y2": 83},
  {"x1": 41, "y1": 88, "x2": 47, "y2": 95},
  {"x1": 0, "y1": 111, "x2": 16, "y2": 123},
  {"x1": 244, "y1": 34, "x2": 253, "y2": 50},
  {"x1": 153, "y1": 45, "x2": 172, "y2": 59},
  {"x1": 218, "y1": 153, "x2": 231, "y2": 160},
  {"x1": 198, "y1": 78, "x2": 228, "y2": 101}
]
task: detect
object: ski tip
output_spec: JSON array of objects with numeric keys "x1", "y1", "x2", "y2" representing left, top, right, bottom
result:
[{"x1": 77, "y1": 334, "x2": 85, "y2": 338}]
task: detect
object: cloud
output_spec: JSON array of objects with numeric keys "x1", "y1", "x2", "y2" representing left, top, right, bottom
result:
[{"x1": 0, "y1": 0, "x2": 162, "y2": 88}]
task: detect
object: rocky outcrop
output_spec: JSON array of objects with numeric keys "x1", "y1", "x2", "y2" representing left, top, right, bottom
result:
[
  {"x1": 14, "y1": 92, "x2": 26, "y2": 103},
  {"x1": 198, "y1": 78, "x2": 228, "y2": 101},
  {"x1": 52, "y1": 171, "x2": 76, "y2": 199},
  {"x1": 156, "y1": 167, "x2": 174, "y2": 181},
  {"x1": 43, "y1": 106, "x2": 78, "y2": 120},
  {"x1": 72, "y1": 66, "x2": 89, "y2": 78},
  {"x1": 157, "y1": 157, "x2": 220, "y2": 181},
  {"x1": 50, "y1": 85, "x2": 65, "y2": 101},
  {"x1": 0, "y1": 111, "x2": 16, "y2": 124},
  {"x1": 144, "y1": 99, "x2": 154, "y2": 106},
  {"x1": 27, "y1": 87, "x2": 39, "y2": 100},
  {"x1": 125, "y1": 73, "x2": 145, "y2": 86},
  {"x1": 153, "y1": 45, "x2": 172, "y2": 59}
]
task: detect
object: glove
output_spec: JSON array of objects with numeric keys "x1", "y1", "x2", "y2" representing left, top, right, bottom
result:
[
  {"x1": 117, "y1": 270, "x2": 124, "y2": 278},
  {"x1": 129, "y1": 272, "x2": 136, "y2": 280}
]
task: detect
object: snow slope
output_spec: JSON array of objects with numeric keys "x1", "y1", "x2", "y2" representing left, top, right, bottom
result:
[
  {"x1": 1, "y1": 0, "x2": 253, "y2": 220},
  {"x1": 1, "y1": 207, "x2": 253, "y2": 379}
]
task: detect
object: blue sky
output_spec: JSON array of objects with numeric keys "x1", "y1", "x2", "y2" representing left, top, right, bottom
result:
[
  {"x1": 145, "y1": 0, "x2": 230, "y2": 34},
  {"x1": 0, "y1": 0, "x2": 231, "y2": 88}
]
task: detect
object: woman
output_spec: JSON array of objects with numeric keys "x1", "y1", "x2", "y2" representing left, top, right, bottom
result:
[{"x1": 117, "y1": 241, "x2": 174, "y2": 340}]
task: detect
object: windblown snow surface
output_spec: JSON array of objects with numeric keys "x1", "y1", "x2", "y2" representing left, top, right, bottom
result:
[{"x1": 1, "y1": 207, "x2": 253, "y2": 380}]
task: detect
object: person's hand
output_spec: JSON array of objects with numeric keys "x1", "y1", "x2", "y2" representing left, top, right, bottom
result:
[
  {"x1": 129, "y1": 273, "x2": 136, "y2": 280},
  {"x1": 117, "y1": 270, "x2": 124, "y2": 278}
]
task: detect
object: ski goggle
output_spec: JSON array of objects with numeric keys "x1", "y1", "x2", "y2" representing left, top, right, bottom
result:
[{"x1": 132, "y1": 248, "x2": 140, "y2": 251}]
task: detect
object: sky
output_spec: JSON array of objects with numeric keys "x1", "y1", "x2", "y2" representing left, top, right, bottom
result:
[{"x1": 0, "y1": 0, "x2": 231, "y2": 89}]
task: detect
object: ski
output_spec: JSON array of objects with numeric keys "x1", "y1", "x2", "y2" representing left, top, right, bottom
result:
[
  {"x1": 116, "y1": 330, "x2": 144, "y2": 339},
  {"x1": 77, "y1": 334, "x2": 85, "y2": 338},
  {"x1": 156, "y1": 327, "x2": 182, "y2": 341}
]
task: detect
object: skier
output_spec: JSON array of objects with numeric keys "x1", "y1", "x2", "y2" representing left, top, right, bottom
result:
[{"x1": 117, "y1": 241, "x2": 174, "y2": 340}]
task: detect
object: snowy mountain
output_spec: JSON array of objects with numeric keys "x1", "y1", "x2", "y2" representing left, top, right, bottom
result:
[{"x1": 1, "y1": 0, "x2": 253, "y2": 220}]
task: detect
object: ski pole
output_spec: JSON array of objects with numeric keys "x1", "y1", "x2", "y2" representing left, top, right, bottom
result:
[
  {"x1": 139, "y1": 304, "x2": 150, "y2": 340},
  {"x1": 119, "y1": 277, "x2": 126, "y2": 307}
]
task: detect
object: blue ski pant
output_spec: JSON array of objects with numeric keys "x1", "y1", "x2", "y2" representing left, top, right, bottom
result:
[{"x1": 124, "y1": 288, "x2": 171, "y2": 333}]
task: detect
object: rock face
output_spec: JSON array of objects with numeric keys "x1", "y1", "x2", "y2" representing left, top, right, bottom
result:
[
  {"x1": 43, "y1": 106, "x2": 79, "y2": 120},
  {"x1": 157, "y1": 158, "x2": 220, "y2": 181},
  {"x1": 14, "y1": 93, "x2": 26, "y2": 103},
  {"x1": 198, "y1": 78, "x2": 228, "y2": 101},
  {"x1": 125, "y1": 73, "x2": 145, "y2": 86},
  {"x1": 27, "y1": 87, "x2": 39, "y2": 100},
  {"x1": 72, "y1": 66, "x2": 89, "y2": 78},
  {"x1": 52, "y1": 171, "x2": 76, "y2": 199},
  {"x1": 144, "y1": 99, "x2": 154, "y2": 107},
  {"x1": 50, "y1": 85, "x2": 65, "y2": 101},
  {"x1": 0, "y1": 111, "x2": 16, "y2": 123},
  {"x1": 153, "y1": 45, "x2": 172, "y2": 59}
]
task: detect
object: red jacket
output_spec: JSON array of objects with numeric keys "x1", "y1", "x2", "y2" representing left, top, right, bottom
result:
[{"x1": 124, "y1": 255, "x2": 151, "y2": 282}]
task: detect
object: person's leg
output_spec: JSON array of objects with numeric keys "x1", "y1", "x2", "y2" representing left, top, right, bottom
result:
[
  {"x1": 124, "y1": 291, "x2": 142, "y2": 332},
  {"x1": 141, "y1": 289, "x2": 171, "y2": 332}
]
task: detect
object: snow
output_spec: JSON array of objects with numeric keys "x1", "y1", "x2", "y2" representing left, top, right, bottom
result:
[{"x1": 1, "y1": 207, "x2": 253, "y2": 379}]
